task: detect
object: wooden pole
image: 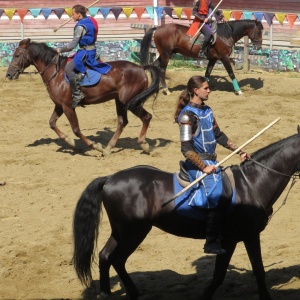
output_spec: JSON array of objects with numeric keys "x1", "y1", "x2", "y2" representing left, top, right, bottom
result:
[
  {"x1": 162, "y1": 117, "x2": 281, "y2": 207},
  {"x1": 53, "y1": 0, "x2": 100, "y2": 32}
]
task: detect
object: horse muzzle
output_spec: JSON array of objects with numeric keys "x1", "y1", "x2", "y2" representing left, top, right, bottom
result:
[{"x1": 6, "y1": 69, "x2": 20, "y2": 80}]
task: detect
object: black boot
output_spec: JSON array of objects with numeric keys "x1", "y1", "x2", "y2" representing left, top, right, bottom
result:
[
  {"x1": 69, "y1": 74, "x2": 85, "y2": 108},
  {"x1": 198, "y1": 40, "x2": 209, "y2": 58},
  {"x1": 204, "y1": 210, "x2": 226, "y2": 255}
]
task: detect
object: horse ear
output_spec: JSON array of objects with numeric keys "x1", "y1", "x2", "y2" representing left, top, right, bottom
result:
[
  {"x1": 20, "y1": 38, "x2": 31, "y2": 47},
  {"x1": 297, "y1": 125, "x2": 300, "y2": 134}
]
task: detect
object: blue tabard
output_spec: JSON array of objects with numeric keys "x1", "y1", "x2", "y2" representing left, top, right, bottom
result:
[{"x1": 178, "y1": 104, "x2": 222, "y2": 209}]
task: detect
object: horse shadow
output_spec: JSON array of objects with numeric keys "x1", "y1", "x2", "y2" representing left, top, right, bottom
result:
[
  {"x1": 81, "y1": 256, "x2": 300, "y2": 299},
  {"x1": 26, "y1": 127, "x2": 172, "y2": 156},
  {"x1": 167, "y1": 76, "x2": 264, "y2": 94}
]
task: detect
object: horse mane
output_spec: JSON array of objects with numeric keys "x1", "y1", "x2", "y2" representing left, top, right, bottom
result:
[
  {"x1": 28, "y1": 41, "x2": 68, "y2": 66},
  {"x1": 217, "y1": 20, "x2": 262, "y2": 39}
]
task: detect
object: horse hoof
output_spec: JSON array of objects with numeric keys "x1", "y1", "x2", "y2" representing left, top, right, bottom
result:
[
  {"x1": 162, "y1": 88, "x2": 171, "y2": 95},
  {"x1": 65, "y1": 137, "x2": 75, "y2": 147},
  {"x1": 236, "y1": 90, "x2": 243, "y2": 95},
  {"x1": 140, "y1": 142, "x2": 150, "y2": 153},
  {"x1": 102, "y1": 148, "x2": 111, "y2": 156},
  {"x1": 93, "y1": 142, "x2": 103, "y2": 152}
]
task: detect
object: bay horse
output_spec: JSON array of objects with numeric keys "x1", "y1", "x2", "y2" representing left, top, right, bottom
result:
[
  {"x1": 73, "y1": 127, "x2": 300, "y2": 300},
  {"x1": 140, "y1": 20, "x2": 263, "y2": 95},
  {"x1": 6, "y1": 38, "x2": 160, "y2": 156}
]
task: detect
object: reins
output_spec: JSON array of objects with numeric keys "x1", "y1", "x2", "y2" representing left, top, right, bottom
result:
[{"x1": 239, "y1": 157, "x2": 300, "y2": 224}]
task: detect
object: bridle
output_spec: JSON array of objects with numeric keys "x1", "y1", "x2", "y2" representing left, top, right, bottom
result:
[
  {"x1": 249, "y1": 23, "x2": 262, "y2": 48},
  {"x1": 239, "y1": 157, "x2": 300, "y2": 223},
  {"x1": 10, "y1": 44, "x2": 61, "y2": 85}
]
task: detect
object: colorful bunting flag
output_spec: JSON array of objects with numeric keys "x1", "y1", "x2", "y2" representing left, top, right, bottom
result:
[
  {"x1": 223, "y1": 10, "x2": 231, "y2": 21},
  {"x1": 146, "y1": 6, "x2": 154, "y2": 20},
  {"x1": 231, "y1": 11, "x2": 242, "y2": 20},
  {"x1": 41, "y1": 8, "x2": 52, "y2": 20},
  {"x1": 243, "y1": 11, "x2": 253, "y2": 20},
  {"x1": 111, "y1": 7, "x2": 122, "y2": 20},
  {"x1": 64, "y1": 8, "x2": 72, "y2": 18},
  {"x1": 134, "y1": 7, "x2": 145, "y2": 20},
  {"x1": 88, "y1": 7, "x2": 99, "y2": 17},
  {"x1": 253, "y1": 12, "x2": 264, "y2": 22},
  {"x1": 17, "y1": 9, "x2": 28, "y2": 21},
  {"x1": 275, "y1": 13, "x2": 286, "y2": 25},
  {"x1": 0, "y1": 9, "x2": 3, "y2": 18},
  {"x1": 183, "y1": 8, "x2": 192, "y2": 21},
  {"x1": 164, "y1": 7, "x2": 173, "y2": 18},
  {"x1": 53, "y1": 8, "x2": 65, "y2": 19},
  {"x1": 123, "y1": 7, "x2": 133, "y2": 19},
  {"x1": 29, "y1": 8, "x2": 41, "y2": 18},
  {"x1": 286, "y1": 14, "x2": 298, "y2": 29},
  {"x1": 264, "y1": 13, "x2": 274, "y2": 26},
  {"x1": 99, "y1": 7, "x2": 110, "y2": 20},
  {"x1": 155, "y1": 7, "x2": 164, "y2": 21},
  {"x1": 4, "y1": 9, "x2": 16, "y2": 20},
  {"x1": 173, "y1": 7, "x2": 183, "y2": 20}
]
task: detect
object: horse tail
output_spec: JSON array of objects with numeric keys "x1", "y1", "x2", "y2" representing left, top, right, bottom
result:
[
  {"x1": 72, "y1": 176, "x2": 109, "y2": 287},
  {"x1": 140, "y1": 27, "x2": 156, "y2": 66},
  {"x1": 127, "y1": 65, "x2": 160, "y2": 111}
]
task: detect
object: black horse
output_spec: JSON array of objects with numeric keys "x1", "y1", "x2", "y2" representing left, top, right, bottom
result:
[
  {"x1": 73, "y1": 127, "x2": 300, "y2": 300},
  {"x1": 140, "y1": 20, "x2": 263, "y2": 95}
]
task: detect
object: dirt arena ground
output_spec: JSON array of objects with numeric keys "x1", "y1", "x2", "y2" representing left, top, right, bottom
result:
[{"x1": 0, "y1": 65, "x2": 300, "y2": 300}]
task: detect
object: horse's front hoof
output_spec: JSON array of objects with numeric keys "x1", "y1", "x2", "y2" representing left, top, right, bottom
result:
[
  {"x1": 235, "y1": 90, "x2": 243, "y2": 95},
  {"x1": 92, "y1": 142, "x2": 103, "y2": 152},
  {"x1": 102, "y1": 147, "x2": 111, "y2": 156},
  {"x1": 140, "y1": 142, "x2": 150, "y2": 154},
  {"x1": 162, "y1": 88, "x2": 171, "y2": 95},
  {"x1": 64, "y1": 136, "x2": 75, "y2": 147}
]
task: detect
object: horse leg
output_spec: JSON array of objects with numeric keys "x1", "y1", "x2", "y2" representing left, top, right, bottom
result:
[
  {"x1": 205, "y1": 58, "x2": 217, "y2": 81},
  {"x1": 109, "y1": 224, "x2": 152, "y2": 300},
  {"x1": 102, "y1": 100, "x2": 128, "y2": 156},
  {"x1": 130, "y1": 106, "x2": 152, "y2": 153},
  {"x1": 244, "y1": 235, "x2": 272, "y2": 300},
  {"x1": 153, "y1": 55, "x2": 171, "y2": 95},
  {"x1": 49, "y1": 105, "x2": 76, "y2": 147},
  {"x1": 221, "y1": 57, "x2": 243, "y2": 95},
  {"x1": 63, "y1": 106, "x2": 103, "y2": 152},
  {"x1": 200, "y1": 239, "x2": 237, "y2": 300}
]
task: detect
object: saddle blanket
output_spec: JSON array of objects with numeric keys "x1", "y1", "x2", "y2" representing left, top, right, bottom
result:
[
  {"x1": 65, "y1": 69, "x2": 101, "y2": 87},
  {"x1": 173, "y1": 173, "x2": 236, "y2": 220}
]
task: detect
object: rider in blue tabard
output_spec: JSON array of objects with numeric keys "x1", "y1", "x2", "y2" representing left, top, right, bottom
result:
[
  {"x1": 57, "y1": 4, "x2": 111, "y2": 108},
  {"x1": 175, "y1": 76, "x2": 250, "y2": 255}
]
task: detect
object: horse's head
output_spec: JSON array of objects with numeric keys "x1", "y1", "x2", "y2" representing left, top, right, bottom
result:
[
  {"x1": 6, "y1": 38, "x2": 32, "y2": 80},
  {"x1": 249, "y1": 20, "x2": 263, "y2": 50}
]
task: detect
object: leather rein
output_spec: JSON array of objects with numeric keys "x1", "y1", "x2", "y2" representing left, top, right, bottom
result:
[{"x1": 239, "y1": 157, "x2": 300, "y2": 224}]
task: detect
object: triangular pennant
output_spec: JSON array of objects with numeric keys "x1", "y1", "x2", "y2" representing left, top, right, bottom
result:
[
  {"x1": 231, "y1": 11, "x2": 242, "y2": 20},
  {"x1": 134, "y1": 7, "x2": 145, "y2": 20},
  {"x1": 53, "y1": 8, "x2": 65, "y2": 19},
  {"x1": 164, "y1": 7, "x2": 173, "y2": 18},
  {"x1": 111, "y1": 7, "x2": 122, "y2": 20},
  {"x1": 17, "y1": 9, "x2": 28, "y2": 21},
  {"x1": 223, "y1": 10, "x2": 232, "y2": 21},
  {"x1": 65, "y1": 8, "x2": 72, "y2": 18},
  {"x1": 155, "y1": 7, "x2": 164, "y2": 21},
  {"x1": 99, "y1": 7, "x2": 110, "y2": 20},
  {"x1": 173, "y1": 7, "x2": 183, "y2": 20},
  {"x1": 253, "y1": 12, "x2": 264, "y2": 22},
  {"x1": 299, "y1": 14, "x2": 300, "y2": 21},
  {"x1": 275, "y1": 13, "x2": 286, "y2": 25},
  {"x1": 41, "y1": 8, "x2": 52, "y2": 19},
  {"x1": 286, "y1": 14, "x2": 297, "y2": 28},
  {"x1": 243, "y1": 11, "x2": 253, "y2": 20},
  {"x1": 146, "y1": 6, "x2": 154, "y2": 20},
  {"x1": 29, "y1": 8, "x2": 41, "y2": 18},
  {"x1": 183, "y1": 8, "x2": 192, "y2": 21},
  {"x1": 4, "y1": 9, "x2": 16, "y2": 20},
  {"x1": 123, "y1": 7, "x2": 133, "y2": 19},
  {"x1": 88, "y1": 7, "x2": 99, "y2": 17},
  {"x1": 264, "y1": 12, "x2": 274, "y2": 26},
  {"x1": 0, "y1": 9, "x2": 3, "y2": 18}
]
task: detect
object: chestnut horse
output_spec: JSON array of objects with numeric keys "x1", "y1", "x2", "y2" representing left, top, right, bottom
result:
[
  {"x1": 140, "y1": 20, "x2": 263, "y2": 95},
  {"x1": 73, "y1": 127, "x2": 300, "y2": 300},
  {"x1": 6, "y1": 38, "x2": 160, "y2": 155}
]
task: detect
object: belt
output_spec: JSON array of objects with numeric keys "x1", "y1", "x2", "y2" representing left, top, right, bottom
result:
[
  {"x1": 198, "y1": 152, "x2": 217, "y2": 161},
  {"x1": 79, "y1": 45, "x2": 96, "y2": 50}
]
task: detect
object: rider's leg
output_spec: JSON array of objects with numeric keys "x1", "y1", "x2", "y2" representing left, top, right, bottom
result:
[
  {"x1": 65, "y1": 60, "x2": 85, "y2": 108},
  {"x1": 199, "y1": 25, "x2": 212, "y2": 58},
  {"x1": 204, "y1": 209, "x2": 227, "y2": 255}
]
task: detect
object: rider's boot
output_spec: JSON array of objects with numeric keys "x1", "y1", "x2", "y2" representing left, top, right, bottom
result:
[
  {"x1": 198, "y1": 40, "x2": 209, "y2": 58},
  {"x1": 69, "y1": 73, "x2": 85, "y2": 108},
  {"x1": 204, "y1": 210, "x2": 227, "y2": 255}
]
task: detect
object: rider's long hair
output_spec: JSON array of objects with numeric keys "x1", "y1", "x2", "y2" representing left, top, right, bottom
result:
[{"x1": 174, "y1": 76, "x2": 207, "y2": 122}]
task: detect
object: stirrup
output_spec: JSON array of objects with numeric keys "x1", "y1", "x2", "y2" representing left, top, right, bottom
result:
[{"x1": 72, "y1": 94, "x2": 85, "y2": 109}]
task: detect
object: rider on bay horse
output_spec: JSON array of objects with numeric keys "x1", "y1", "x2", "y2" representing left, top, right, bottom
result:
[
  {"x1": 56, "y1": 4, "x2": 111, "y2": 108},
  {"x1": 187, "y1": 0, "x2": 224, "y2": 58}
]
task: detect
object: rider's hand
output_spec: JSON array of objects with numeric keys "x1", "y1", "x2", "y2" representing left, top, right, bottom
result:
[
  {"x1": 239, "y1": 152, "x2": 251, "y2": 162},
  {"x1": 202, "y1": 165, "x2": 216, "y2": 174}
]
